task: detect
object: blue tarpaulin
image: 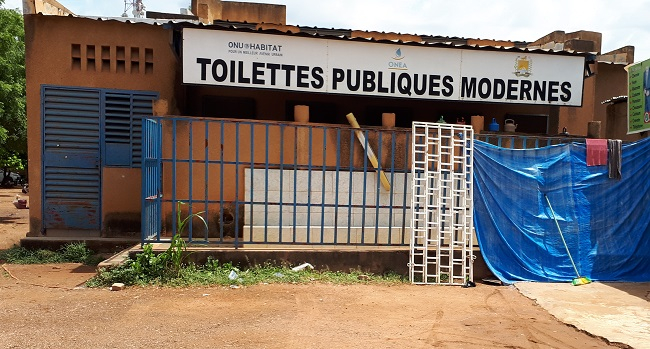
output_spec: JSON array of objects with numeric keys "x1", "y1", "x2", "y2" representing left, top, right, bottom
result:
[{"x1": 473, "y1": 137, "x2": 650, "y2": 283}]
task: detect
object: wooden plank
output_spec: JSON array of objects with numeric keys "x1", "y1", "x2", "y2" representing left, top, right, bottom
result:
[{"x1": 345, "y1": 113, "x2": 391, "y2": 191}]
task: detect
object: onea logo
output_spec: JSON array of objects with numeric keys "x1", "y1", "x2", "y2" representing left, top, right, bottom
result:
[
  {"x1": 514, "y1": 56, "x2": 532, "y2": 77},
  {"x1": 389, "y1": 48, "x2": 408, "y2": 70}
]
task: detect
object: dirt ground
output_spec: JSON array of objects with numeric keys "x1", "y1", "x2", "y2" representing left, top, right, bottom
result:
[
  {"x1": 0, "y1": 188, "x2": 29, "y2": 249},
  {"x1": 0, "y1": 188, "x2": 620, "y2": 348}
]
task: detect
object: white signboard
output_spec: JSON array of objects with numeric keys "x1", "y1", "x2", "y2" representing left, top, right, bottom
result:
[{"x1": 183, "y1": 28, "x2": 585, "y2": 106}]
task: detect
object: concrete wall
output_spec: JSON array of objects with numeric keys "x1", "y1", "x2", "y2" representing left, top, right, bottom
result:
[
  {"x1": 191, "y1": 0, "x2": 286, "y2": 24},
  {"x1": 222, "y1": 1, "x2": 285, "y2": 24},
  {"x1": 528, "y1": 30, "x2": 602, "y2": 53},
  {"x1": 23, "y1": 0, "x2": 74, "y2": 16},
  {"x1": 25, "y1": 15, "x2": 178, "y2": 236}
]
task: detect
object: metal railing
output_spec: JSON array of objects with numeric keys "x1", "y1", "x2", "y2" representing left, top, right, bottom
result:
[
  {"x1": 476, "y1": 132, "x2": 585, "y2": 149},
  {"x1": 141, "y1": 116, "x2": 592, "y2": 247},
  {"x1": 142, "y1": 116, "x2": 413, "y2": 247}
]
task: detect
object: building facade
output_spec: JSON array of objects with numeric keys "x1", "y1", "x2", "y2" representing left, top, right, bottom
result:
[{"x1": 22, "y1": 0, "x2": 636, "y2": 240}]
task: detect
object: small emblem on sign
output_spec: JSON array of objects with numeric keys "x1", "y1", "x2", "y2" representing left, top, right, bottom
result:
[
  {"x1": 389, "y1": 48, "x2": 408, "y2": 70},
  {"x1": 393, "y1": 48, "x2": 404, "y2": 60},
  {"x1": 514, "y1": 56, "x2": 532, "y2": 77}
]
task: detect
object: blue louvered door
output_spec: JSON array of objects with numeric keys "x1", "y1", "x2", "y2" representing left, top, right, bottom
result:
[
  {"x1": 42, "y1": 87, "x2": 102, "y2": 232},
  {"x1": 42, "y1": 86, "x2": 157, "y2": 234}
]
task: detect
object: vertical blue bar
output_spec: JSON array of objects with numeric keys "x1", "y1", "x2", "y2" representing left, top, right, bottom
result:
[
  {"x1": 140, "y1": 119, "x2": 146, "y2": 244},
  {"x1": 320, "y1": 126, "x2": 327, "y2": 244},
  {"x1": 219, "y1": 120, "x2": 225, "y2": 242},
  {"x1": 510, "y1": 136, "x2": 515, "y2": 149},
  {"x1": 334, "y1": 129, "x2": 341, "y2": 244},
  {"x1": 347, "y1": 128, "x2": 354, "y2": 244},
  {"x1": 374, "y1": 130, "x2": 382, "y2": 244},
  {"x1": 292, "y1": 126, "x2": 298, "y2": 243},
  {"x1": 360, "y1": 129, "x2": 369, "y2": 244},
  {"x1": 146, "y1": 119, "x2": 150, "y2": 243},
  {"x1": 306, "y1": 126, "x2": 313, "y2": 244},
  {"x1": 171, "y1": 119, "x2": 177, "y2": 237},
  {"x1": 250, "y1": 122, "x2": 255, "y2": 243},
  {"x1": 264, "y1": 123, "x2": 270, "y2": 243},
  {"x1": 204, "y1": 119, "x2": 209, "y2": 242},
  {"x1": 388, "y1": 131, "x2": 396, "y2": 245},
  {"x1": 279, "y1": 124, "x2": 285, "y2": 243},
  {"x1": 154, "y1": 118, "x2": 163, "y2": 241},
  {"x1": 535, "y1": 138, "x2": 540, "y2": 148},
  {"x1": 401, "y1": 131, "x2": 410, "y2": 244},
  {"x1": 497, "y1": 136, "x2": 502, "y2": 148},
  {"x1": 234, "y1": 122, "x2": 240, "y2": 248},
  {"x1": 188, "y1": 119, "x2": 194, "y2": 242}
]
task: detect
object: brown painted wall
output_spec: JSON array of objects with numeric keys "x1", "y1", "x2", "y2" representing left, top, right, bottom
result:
[
  {"x1": 593, "y1": 63, "x2": 629, "y2": 131},
  {"x1": 558, "y1": 76, "x2": 595, "y2": 136},
  {"x1": 605, "y1": 102, "x2": 647, "y2": 141},
  {"x1": 558, "y1": 62, "x2": 628, "y2": 136},
  {"x1": 25, "y1": 15, "x2": 178, "y2": 236},
  {"x1": 155, "y1": 117, "x2": 412, "y2": 237}
]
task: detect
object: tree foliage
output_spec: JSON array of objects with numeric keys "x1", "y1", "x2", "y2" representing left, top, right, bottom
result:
[{"x1": 0, "y1": 1, "x2": 26, "y2": 180}]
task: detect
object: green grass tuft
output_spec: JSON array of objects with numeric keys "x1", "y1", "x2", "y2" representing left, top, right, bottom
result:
[{"x1": 0, "y1": 242, "x2": 102, "y2": 265}]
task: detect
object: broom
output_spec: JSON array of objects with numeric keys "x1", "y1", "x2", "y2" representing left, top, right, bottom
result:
[{"x1": 543, "y1": 194, "x2": 592, "y2": 286}]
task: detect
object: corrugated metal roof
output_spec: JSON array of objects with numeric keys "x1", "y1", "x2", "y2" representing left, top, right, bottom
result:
[
  {"x1": 601, "y1": 96, "x2": 628, "y2": 104},
  {"x1": 76, "y1": 15, "x2": 201, "y2": 25},
  {"x1": 62, "y1": 14, "x2": 591, "y2": 58}
]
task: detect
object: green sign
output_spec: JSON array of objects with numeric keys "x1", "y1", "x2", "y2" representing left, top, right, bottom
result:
[{"x1": 627, "y1": 58, "x2": 650, "y2": 134}]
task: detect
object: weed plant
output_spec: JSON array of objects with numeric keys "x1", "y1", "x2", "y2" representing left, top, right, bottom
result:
[
  {"x1": 0, "y1": 242, "x2": 102, "y2": 265},
  {"x1": 87, "y1": 251, "x2": 406, "y2": 288}
]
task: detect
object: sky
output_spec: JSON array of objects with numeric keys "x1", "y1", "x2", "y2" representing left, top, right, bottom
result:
[{"x1": 3, "y1": 0, "x2": 649, "y2": 62}]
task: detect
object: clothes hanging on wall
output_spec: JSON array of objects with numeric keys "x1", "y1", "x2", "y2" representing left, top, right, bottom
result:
[
  {"x1": 585, "y1": 139, "x2": 608, "y2": 166},
  {"x1": 608, "y1": 139, "x2": 622, "y2": 179}
]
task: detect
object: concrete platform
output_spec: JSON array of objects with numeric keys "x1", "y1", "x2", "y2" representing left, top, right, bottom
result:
[{"x1": 515, "y1": 281, "x2": 650, "y2": 349}]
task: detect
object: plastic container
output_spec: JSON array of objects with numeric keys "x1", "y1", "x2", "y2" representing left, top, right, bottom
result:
[{"x1": 488, "y1": 118, "x2": 499, "y2": 131}]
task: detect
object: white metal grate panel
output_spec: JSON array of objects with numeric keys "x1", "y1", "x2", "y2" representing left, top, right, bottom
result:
[{"x1": 410, "y1": 122, "x2": 474, "y2": 285}]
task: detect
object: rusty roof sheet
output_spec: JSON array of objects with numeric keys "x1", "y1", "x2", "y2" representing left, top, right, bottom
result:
[{"x1": 62, "y1": 14, "x2": 591, "y2": 58}]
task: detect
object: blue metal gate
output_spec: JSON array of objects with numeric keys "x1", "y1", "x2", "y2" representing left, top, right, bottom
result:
[
  {"x1": 140, "y1": 116, "x2": 414, "y2": 247},
  {"x1": 141, "y1": 118, "x2": 162, "y2": 242}
]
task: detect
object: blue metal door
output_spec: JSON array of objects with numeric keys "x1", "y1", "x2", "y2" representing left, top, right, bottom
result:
[
  {"x1": 141, "y1": 118, "x2": 162, "y2": 242},
  {"x1": 42, "y1": 87, "x2": 101, "y2": 232}
]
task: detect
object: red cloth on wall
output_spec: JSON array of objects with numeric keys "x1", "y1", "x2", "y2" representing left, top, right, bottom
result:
[{"x1": 586, "y1": 139, "x2": 608, "y2": 166}]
